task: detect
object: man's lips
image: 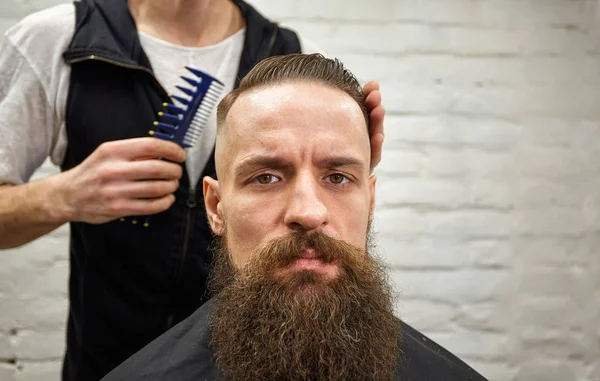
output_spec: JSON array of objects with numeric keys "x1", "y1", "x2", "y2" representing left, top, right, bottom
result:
[{"x1": 283, "y1": 248, "x2": 338, "y2": 273}]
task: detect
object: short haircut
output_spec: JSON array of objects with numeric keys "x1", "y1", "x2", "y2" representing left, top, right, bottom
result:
[{"x1": 216, "y1": 53, "x2": 369, "y2": 132}]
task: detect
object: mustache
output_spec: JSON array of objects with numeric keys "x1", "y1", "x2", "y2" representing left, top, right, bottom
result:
[{"x1": 250, "y1": 231, "x2": 364, "y2": 269}]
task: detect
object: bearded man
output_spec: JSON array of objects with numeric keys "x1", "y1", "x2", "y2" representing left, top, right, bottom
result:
[{"x1": 101, "y1": 53, "x2": 488, "y2": 381}]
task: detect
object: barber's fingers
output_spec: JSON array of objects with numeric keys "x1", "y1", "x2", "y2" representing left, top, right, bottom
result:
[{"x1": 95, "y1": 137, "x2": 186, "y2": 163}]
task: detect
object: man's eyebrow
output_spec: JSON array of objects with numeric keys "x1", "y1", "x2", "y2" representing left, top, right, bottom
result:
[
  {"x1": 234, "y1": 155, "x2": 293, "y2": 175},
  {"x1": 316, "y1": 156, "x2": 366, "y2": 171}
]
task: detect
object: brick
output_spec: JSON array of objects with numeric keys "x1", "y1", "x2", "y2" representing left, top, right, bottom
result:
[
  {"x1": 14, "y1": 330, "x2": 65, "y2": 360},
  {"x1": 470, "y1": 179, "x2": 514, "y2": 210},
  {"x1": 0, "y1": 331, "x2": 15, "y2": 359},
  {"x1": 427, "y1": 210, "x2": 513, "y2": 238},
  {"x1": 515, "y1": 147, "x2": 597, "y2": 180},
  {"x1": 0, "y1": 296, "x2": 68, "y2": 331},
  {"x1": 516, "y1": 267, "x2": 594, "y2": 302},
  {"x1": 516, "y1": 209, "x2": 587, "y2": 237},
  {"x1": 462, "y1": 361, "x2": 516, "y2": 381},
  {"x1": 14, "y1": 361, "x2": 63, "y2": 381},
  {"x1": 515, "y1": 359, "x2": 584, "y2": 381},
  {"x1": 395, "y1": 299, "x2": 457, "y2": 333},
  {"x1": 0, "y1": 363, "x2": 16, "y2": 381},
  {"x1": 382, "y1": 237, "x2": 470, "y2": 269},
  {"x1": 457, "y1": 303, "x2": 510, "y2": 332},
  {"x1": 375, "y1": 149, "x2": 424, "y2": 177},
  {"x1": 376, "y1": 178, "x2": 471, "y2": 208},
  {"x1": 425, "y1": 151, "x2": 517, "y2": 184},
  {"x1": 0, "y1": 1, "x2": 29, "y2": 20},
  {"x1": 384, "y1": 115, "x2": 523, "y2": 152},
  {"x1": 521, "y1": 117, "x2": 600, "y2": 149},
  {"x1": 373, "y1": 208, "x2": 427, "y2": 237},
  {"x1": 468, "y1": 240, "x2": 513, "y2": 269},
  {"x1": 516, "y1": 179, "x2": 591, "y2": 210},
  {"x1": 426, "y1": 330, "x2": 509, "y2": 361},
  {"x1": 283, "y1": 22, "x2": 522, "y2": 56},
  {"x1": 392, "y1": 269, "x2": 508, "y2": 304},
  {"x1": 516, "y1": 237, "x2": 592, "y2": 267}
]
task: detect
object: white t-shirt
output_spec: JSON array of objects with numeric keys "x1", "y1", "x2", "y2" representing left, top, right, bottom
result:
[{"x1": 0, "y1": 4, "x2": 320, "y2": 189}]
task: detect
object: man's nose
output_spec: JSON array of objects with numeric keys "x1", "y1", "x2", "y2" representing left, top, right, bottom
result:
[{"x1": 283, "y1": 174, "x2": 329, "y2": 232}]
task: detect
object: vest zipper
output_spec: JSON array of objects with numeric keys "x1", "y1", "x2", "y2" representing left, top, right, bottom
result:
[
  {"x1": 166, "y1": 187, "x2": 197, "y2": 329},
  {"x1": 68, "y1": 53, "x2": 197, "y2": 330},
  {"x1": 66, "y1": 54, "x2": 155, "y2": 75}
]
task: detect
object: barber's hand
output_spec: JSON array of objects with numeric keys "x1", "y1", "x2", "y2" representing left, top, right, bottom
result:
[
  {"x1": 363, "y1": 81, "x2": 385, "y2": 173},
  {"x1": 55, "y1": 138, "x2": 186, "y2": 224}
]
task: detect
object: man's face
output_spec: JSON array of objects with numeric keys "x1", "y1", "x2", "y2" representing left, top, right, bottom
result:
[
  {"x1": 205, "y1": 81, "x2": 375, "y2": 277},
  {"x1": 204, "y1": 81, "x2": 400, "y2": 381}
]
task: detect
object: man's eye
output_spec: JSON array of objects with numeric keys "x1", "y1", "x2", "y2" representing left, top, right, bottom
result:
[
  {"x1": 326, "y1": 173, "x2": 349, "y2": 185},
  {"x1": 255, "y1": 174, "x2": 279, "y2": 184}
]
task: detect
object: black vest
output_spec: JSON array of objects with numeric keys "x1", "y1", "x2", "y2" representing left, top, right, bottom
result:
[{"x1": 60, "y1": 1, "x2": 300, "y2": 380}]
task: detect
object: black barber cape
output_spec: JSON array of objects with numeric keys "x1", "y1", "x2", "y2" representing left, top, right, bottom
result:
[{"x1": 102, "y1": 299, "x2": 487, "y2": 381}]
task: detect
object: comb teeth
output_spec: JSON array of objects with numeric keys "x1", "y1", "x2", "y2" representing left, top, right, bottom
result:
[
  {"x1": 153, "y1": 67, "x2": 225, "y2": 148},
  {"x1": 181, "y1": 76, "x2": 198, "y2": 87},
  {"x1": 176, "y1": 85, "x2": 195, "y2": 97},
  {"x1": 158, "y1": 112, "x2": 181, "y2": 125},
  {"x1": 171, "y1": 95, "x2": 190, "y2": 106}
]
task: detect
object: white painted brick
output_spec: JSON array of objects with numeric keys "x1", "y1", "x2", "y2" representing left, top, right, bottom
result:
[
  {"x1": 462, "y1": 361, "x2": 516, "y2": 381},
  {"x1": 373, "y1": 208, "x2": 427, "y2": 237},
  {"x1": 393, "y1": 269, "x2": 508, "y2": 304},
  {"x1": 516, "y1": 237, "x2": 592, "y2": 267},
  {"x1": 515, "y1": 359, "x2": 584, "y2": 381},
  {"x1": 427, "y1": 210, "x2": 513, "y2": 238},
  {"x1": 515, "y1": 147, "x2": 597, "y2": 180},
  {"x1": 0, "y1": 0, "x2": 29, "y2": 20},
  {"x1": 14, "y1": 361, "x2": 63, "y2": 381},
  {"x1": 457, "y1": 303, "x2": 510, "y2": 332},
  {"x1": 516, "y1": 296, "x2": 584, "y2": 332},
  {"x1": 384, "y1": 115, "x2": 523, "y2": 151},
  {"x1": 14, "y1": 330, "x2": 65, "y2": 360},
  {"x1": 377, "y1": 178, "x2": 470, "y2": 208},
  {"x1": 467, "y1": 240, "x2": 513, "y2": 269},
  {"x1": 517, "y1": 267, "x2": 594, "y2": 302},
  {"x1": 516, "y1": 179, "x2": 591, "y2": 210},
  {"x1": 0, "y1": 332, "x2": 15, "y2": 359},
  {"x1": 470, "y1": 180, "x2": 514, "y2": 210},
  {"x1": 375, "y1": 149, "x2": 424, "y2": 177},
  {"x1": 427, "y1": 330, "x2": 509, "y2": 361},
  {"x1": 0, "y1": 296, "x2": 68, "y2": 331},
  {"x1": 284, "y1": 22, "x2": 522, "y2": 56},
  {"x1": 516, "y1": 209, "x2": 587, "y2": 237},
  {"x1": 0, "y1": 364, "x2": 16, "y2": 381},
  {"x1": 382, "y1": 237, "x2": 470, "y2": 269},
  {"x1": 396, "y1": 299, "x2": 457, "y2": 333}
]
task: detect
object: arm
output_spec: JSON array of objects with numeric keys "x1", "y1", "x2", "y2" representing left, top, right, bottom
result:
[
  {"x1": 0, "y1": 178, "x2": 68, "y2": 249},
  {"x1": 0, "y1": 138, "x2": 186, "y2": 249}
]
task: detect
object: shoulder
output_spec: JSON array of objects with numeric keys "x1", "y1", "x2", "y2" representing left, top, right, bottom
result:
[
  {"x1": 5, "y1": 4, "x2": 74, "y2": 48},
  {"x1": 3, "y1": 3, "x2": 75, "y2": 80},
  {"x1": 397, "y1": 320, "x2": 488, "y2": 381}
]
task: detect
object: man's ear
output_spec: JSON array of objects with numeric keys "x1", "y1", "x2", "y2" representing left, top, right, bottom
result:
[
  {"x1": 203, "y1": 176, "x2": 224, "y2": 236},
  {"x1": 369, "y1": 175, "x2": 377, "y2": 216}
]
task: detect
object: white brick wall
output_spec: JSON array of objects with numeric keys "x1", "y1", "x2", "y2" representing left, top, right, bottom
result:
[{"x1": 1, "y1": 1, "x2": 599, "y2": 380}]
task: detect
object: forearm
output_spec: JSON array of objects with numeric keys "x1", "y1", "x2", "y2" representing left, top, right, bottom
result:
[{"x1": 0, "y1": 176, "x2": 71, "y2": 249}]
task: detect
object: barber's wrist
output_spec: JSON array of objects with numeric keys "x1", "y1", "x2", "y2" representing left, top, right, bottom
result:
[{"x1": 41, "y1": 172, "x2": 77, "y2": 224}]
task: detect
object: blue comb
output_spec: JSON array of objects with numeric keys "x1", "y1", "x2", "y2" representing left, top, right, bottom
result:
[
  {"x1": 151, "y1": 66, "x2": 225, "y2": 148},
  {"x1": 122, "y1": 66, "x2": 225, "y2": 227}
]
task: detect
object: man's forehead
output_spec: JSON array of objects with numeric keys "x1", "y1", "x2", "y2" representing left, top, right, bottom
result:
[
  {"x1": 226, "y1": 82, "x2": 367, "y2": 136},
  {"x1": 215, "y1": 81, "x2": 370, "y2": 178}
]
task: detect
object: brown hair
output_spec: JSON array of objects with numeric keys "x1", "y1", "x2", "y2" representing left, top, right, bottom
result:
[{"x1": 216, "y1": 53, "x2": 369, "y2": 131}]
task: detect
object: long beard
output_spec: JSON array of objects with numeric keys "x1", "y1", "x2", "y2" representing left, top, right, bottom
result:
[{"x1": 209, "y1": 231, "x2": 402, "y2": 381}]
